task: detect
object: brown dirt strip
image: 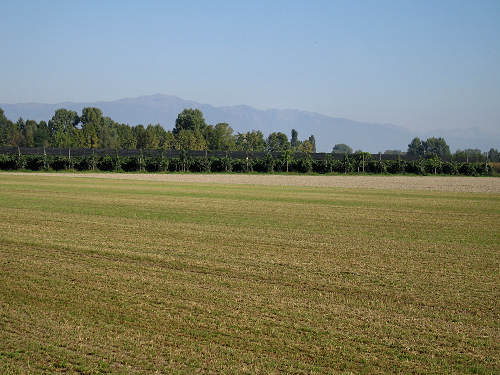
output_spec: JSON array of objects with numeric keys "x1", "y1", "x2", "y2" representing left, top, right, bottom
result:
[{"x1": 2, "y1": 172, "x2": 499, "y2": 193}]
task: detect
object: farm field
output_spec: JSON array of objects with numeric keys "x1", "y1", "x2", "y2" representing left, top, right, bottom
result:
[
  {"x1": 0, "y1": 174, "x2": 499, "y2": 374},
  {"x1": 4, "y1": 171, "x2": 500, "y2": 193}
]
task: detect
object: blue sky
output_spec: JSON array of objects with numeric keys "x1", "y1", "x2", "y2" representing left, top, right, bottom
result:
[{"x1": 1, "y1": 0, "x2": 499, "y2": 133}]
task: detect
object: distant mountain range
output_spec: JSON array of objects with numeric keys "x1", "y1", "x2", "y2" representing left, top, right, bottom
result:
[{"x1": 1, "y1": 94, "x2": 498, "y2": 152}]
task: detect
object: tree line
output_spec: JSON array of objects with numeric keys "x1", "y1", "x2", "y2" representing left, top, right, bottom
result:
[
  {"x1": 0, "y1": 106, "x2": 498, "y2": 162},
  {"x1": 0, "y1": 107, "x2": 316, "y2": 153}
]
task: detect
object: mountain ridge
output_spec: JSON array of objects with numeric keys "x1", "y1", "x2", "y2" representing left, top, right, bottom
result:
[{"x1": 1, "y1": 94, "x2": 497, "y2": 152}]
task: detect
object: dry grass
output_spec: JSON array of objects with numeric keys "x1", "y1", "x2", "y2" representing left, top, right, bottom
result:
[
  {"x1": 0, "y1": 174, "x2": 499, "y2": 374},
  {"x1": 2, "y1": 171, "x2": 500, "y2": 193}
]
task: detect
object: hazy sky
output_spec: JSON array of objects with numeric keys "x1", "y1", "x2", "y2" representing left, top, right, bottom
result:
[{"x1": 1, "y1": 0, "x2": 499, "y2": 133}]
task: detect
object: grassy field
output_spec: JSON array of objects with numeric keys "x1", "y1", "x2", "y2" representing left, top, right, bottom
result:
[{"x1": 0, "y1": 174, "x2": 498, "y2": 374}]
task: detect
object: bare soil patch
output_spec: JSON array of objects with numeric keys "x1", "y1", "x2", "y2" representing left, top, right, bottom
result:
[{"x1": 2, "y1": 172, "x2": 500, "y2": 193}]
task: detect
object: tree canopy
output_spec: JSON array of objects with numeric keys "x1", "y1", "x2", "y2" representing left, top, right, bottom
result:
[
  {"x1": 266, "y1": 132, "x2": 290, "y2": 152},
  {"x1": 173, "y1": 108, "x2": 207, "y2": 134},
  {"x1": 1, "y1": 106, "x2": 489, "y2": 158},
  {"x1": 332, "y1": 144, "x2": 353, "y2": 154},
  {"x1": 407, "y1": 137, "x2": 450, "y2": 158},
  {"x1": 1, "y1": 106, "x2": 323, "y2": 153}
]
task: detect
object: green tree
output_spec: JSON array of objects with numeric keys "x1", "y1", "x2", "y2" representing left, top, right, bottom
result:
[
  {"x1": 116, "y1": 124, "x2": 137, "y2": 149},
  {"x1": 0, "y1": 108, "x2": 14, "y2": 145},
  {"x1": 353, "y1": 151, "x2": 371, "y2": 173},
  {"x1": 133, "y1": 125, "x2": 147, "y2": 149},
  {"x1": 266, "y1": 132, "x2": 290, "y2": 152},
  {"x1": 332, "y1": 143, "x2": 353, "y2": 154},
  {"x1": 263, "y1": 151, "x2": 274, "y2": 173},
  {"x1": 427, "y1": 154, "x2": 443, "y2": 174},
  {"x1": 281, "y1": 148, "x2": 294, "y2": 172},
  {"x1": 308, "y1": 135, "x2": 316, "y2": 152},
  {"x1": 235, "y1": 130, "x2": 266, "y2": 152},
  {"x1": 175, "y1": 129, "x2": 207, "y2": 150},
  {"x1": 408, "y1": 137, "x2": 450, "y2": 158},
  {"x1": 407, "y1": 137, "x2": 424, "y2": 157},
  {"x1": 144, "y1": 124, "x2": 162, "y2": 149},
  {"x1": 98, "y1": 117, "x2": 119, "y2": 149},
  {"x1": 2, "y1": 117, "x2": 24, "y2": 146},
  {"x1": 152, "y1": 124, "x2": 168, "y2": 149},
  {"x1": 454, "y1": 148, "x2": 484, "y2": 163},
  {"x1": 299, "y1": 140, "x2": 314, "y2": 153},
  {"x1": 173, "y1": 108, "x2": 207, "y2": 134},
  {"x1": 161, "y1": 130, "x2": 176, "y2": 150},
  {"x1": 290, "y1": 129, "x2": 300, "y2": 150},
  {"x1": 204, "y1": 122, "x2": 235, "y2": 150},
  {"x1": 34, "y1": 121, "x2": 51, "y2": 147},
  {"x1": 80, "y1": 107, "x2": 103, "y2": 148},
  {"x1": 422, "y1": 137, "x2": 450, "y2": 158},
  {"x1": 11, "y1": 118, "x2": 26, "y2": 146},
  {"x1": 48, "y1": 109, "x2": 79, "y2": 148},
  {"x1": 80, "y1": 107, "x2": 103, "y2": 126},
  {"x1": 488, "y1": 148, "x2": 500, "y2": 162},
  {"x1": 22, "y1": 119, "x2": 38, "y2": 147},
  {"x1": 81, "y1": 123, "x2": 98, "y2": 148}
]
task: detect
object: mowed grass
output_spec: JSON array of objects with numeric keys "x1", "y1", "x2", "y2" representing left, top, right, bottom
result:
[{"x1": 0, "y1": 175, "x2": 498, "y2": 374}]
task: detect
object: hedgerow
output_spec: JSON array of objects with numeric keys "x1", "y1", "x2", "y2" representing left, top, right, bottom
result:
[{"x1": 0, "y1": 153, "x2": 494, "y2": 176}]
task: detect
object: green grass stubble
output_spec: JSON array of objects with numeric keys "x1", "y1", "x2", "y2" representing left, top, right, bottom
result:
[{"x1": 0, "y1": 175, "x2": 498, "y2": 374}]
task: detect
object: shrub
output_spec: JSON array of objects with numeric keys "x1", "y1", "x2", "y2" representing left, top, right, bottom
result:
[
  {"x1": 405, "y1": 160, "x2": 426, "y2": 175},
  {"x1": 0, "y1": 154, "x2": 16, "y2": 170},
  {"x1": 352, "y1": 152, "x2": 371, "y2": 173},
  {"x1": 376, "y1": 160, "x2": 388, "y2": 174},
  {"x1": 120, "y1": 156, "x2": 140, "y2": 172},
  {"x1": 49, "y1": 156, "x2": 69, "y2": 170},
  {"x1": 168, "y1": 158, "x2": 180, "y2": 172},
  {"x1": 231, "y1": 159, "x2": 247, "y2": 173},
  {"x1": 329, "y1": 159, "x2": 343, "y2": 173},
  {"x1": 158, "y1": 155, "x2": 170, "y2": 172},
  {"x1": 312, "y1": 159, "x2": 328, "y2": 174},
  {"x1": 318, "y1": 157, "x2": 333, "y2": 174},
  {"x1": 442, "y1": 161, "x2": 459, "y2": 175},
  {"x1": 190, "y1": 157, "x2": 211, "y2": 172},
  {"x1": 15, "y1": 153, "x2": 27, "y2": 170},
  {"x1": 25, "y1": 155, "x2": 45, "y2": 171},
  {"x1": 221, "y1": 155, "x2": 233, "y2": 172},
  {"x1": 273, "y1": 158, "x2": 285, "y2": 172},
  {"x1": 253, "y1": 157, "x2": 268, "y2": 173},
  {"x1": 211, "y1": 156, "x2": 232, "y2": 172},
  {"x1": 424, "y1": 156, "x2": 443, "y2": 175},
  {"x1": 1, "y1": 151, "x2": 493, "y2": 176},
  {"x1": 459, "y1": 163, "x2": 476, "y2": 176},
  {"x1": 386, "y1": 159, "x2": 406, "y2": 174},
  {"x1": 138, "y1": 152, "x2": 146, "y2": 172},
  {"x1": 342, "y1": 155, "x2": 354, "y2": 173},
  {"x1": 366, "y1": 160, "x2": 387, "y2": 174},
  {"x1": 169, "y1": 156, "x2": 191, "y2": 172},
  {"x1": 89, "y1": 153, "x2": 98, "y2": 171},
  {"x1": 113, "y1": 154, "x2": 122, "y2": 172},
  {"x1": 296, "y1": 155, "x2": 313, "y2": 173},
  {"x1": 97, "y1": 155, "x2": 114, "y2": 171},
  {"x1": 74, "y1": 156, "x2": 92, "y2": 171},
  {"x1": 254, "y1": 152, "x2": 274, "y2": 173},
  {"x1": 475, "y1": 162, "x2": 492, "y2": 176},
  {"x1": 243, "y1": 157, "x2": 255, "y2": 173},
  {"x1": 145, "y1": 156, "x2": 166, "y2": 172}
]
